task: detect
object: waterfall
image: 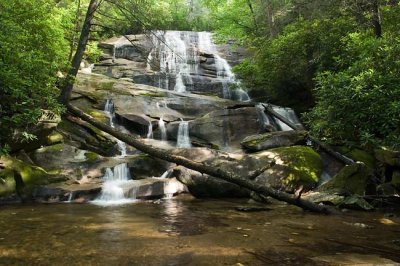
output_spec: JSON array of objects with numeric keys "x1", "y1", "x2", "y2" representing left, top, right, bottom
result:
[
  {"x1": 147, "y1": 120, "x2": 153, "y2": 139},
  {"x1": 198, "y1": 32, "x2": 250, "y2": 101},
  {"x1": 158, "y1": 118, "x2": 167, "y2": 141},
  {"x1": 177, "y1": 120, "x2": 191, "y2": 148},
  {"x1": 272, "y1": 106, "x2": 302, "y2": 131},
  {"x1": 147, "y1": 31, "x2": 250, "y2": 101},
  {"x1": 92, "y1": 163, "x2": 135, "y2": 206},
  {"x1": 104, "y1": 99, "x2": 127, "y2": 157},
  {"x1": 152, "y1": 31, "x2": 195, "y2": 92},
  {"x1": 256, "y1": 104, "x2": 272, "y2": 131}
]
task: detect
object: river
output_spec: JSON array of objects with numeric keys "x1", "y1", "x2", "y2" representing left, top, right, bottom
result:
[{"x1": 0, "y1": 197, "x2": 399, "y2": 265}]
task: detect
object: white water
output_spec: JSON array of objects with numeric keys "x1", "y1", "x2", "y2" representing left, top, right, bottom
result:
[
  {"x1": 272, "y1": 106, "x2": 302, "y2": 131},
  {"x1": 156, "y1": 169, "x2": 172, "y2": 179},
  {"x1": 104, "y1": 99, "x2": 127, "y2": 156},
  {"x1": 177, "y1": 120, "x2": 191, "y2": 148},
  {"x1": 158, "y1": 118, "x2": 167, "y2": 141},
  {"x1": 255, "y1": 104, "x2": 272, "y2": 130},
  {"x1": 92, "y1": 163, "x2": 136, "y2": 206},
  {"x1": 147, "y1": 120, "x2": 153, "y2": 139},
  {"x1": 147, "y1": 31, "x2": 250, "y2": 101}
]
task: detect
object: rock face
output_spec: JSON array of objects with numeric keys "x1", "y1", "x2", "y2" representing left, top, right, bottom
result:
[
  {"x1": 167, "y1": 107, "x2": 263, "y2": 149},
  {"x1": 94, "y1": 31, "x2": 249, "y2": 99},
  {"x1": 1, "y1": 31, "x2": 315, "y2": 203},
  {"x1": 241, "y1": 130, "x2": 308, "y2": 152}
]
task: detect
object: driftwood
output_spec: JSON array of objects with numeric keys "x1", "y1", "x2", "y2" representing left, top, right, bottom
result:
[
  {"x1": 262, "y1": 104, "x2": 354, "y2": 165},
  {"x1": 67, "y1": 104, "x2": 332, "y2": 214}
]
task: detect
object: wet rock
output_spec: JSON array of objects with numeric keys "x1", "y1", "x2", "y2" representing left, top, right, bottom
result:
[
  {"x1": 235, "y1": 206, "x2": 272, "y2": 212},
  {"x1": 241, "y1": 130, "x2": 307, "y2": 152},
  {"x1": 317, "y1": 162, "x2": 375, "y2": 195},
  {"x1": 122, "y1": 177, "x2": 187, "y2": 199},
  {"x1": 339, "y1": 195, "x2": 374, "y2": 211},
  {"x1": 167, "y1": 107, "x2": 262, "y2": 149},
  {"x1": 173, "y1": 166, "x2": 250, "y2": 198}
]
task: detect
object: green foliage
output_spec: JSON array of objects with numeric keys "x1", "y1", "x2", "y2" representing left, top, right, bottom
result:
[
  {"x1": 84, "y1": 41, "x2": 102, "y2": 63},
  {"x1": 0, "y1": 0, "x2": 68, "y2": 150},
  {"x1": 305, "y1": 31, "x2": 400, "y2": 148}
]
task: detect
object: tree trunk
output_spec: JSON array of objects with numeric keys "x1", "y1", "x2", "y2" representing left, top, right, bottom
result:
[
  {"x1": 67, "y1": 104, "x2": 332, "y2": 214},
  {"x1": 371, "y1": 0, "x2": 382, "y2": 38},
  {"x1": 59, "y1": 0, "x2": 98, "y2": 105}
]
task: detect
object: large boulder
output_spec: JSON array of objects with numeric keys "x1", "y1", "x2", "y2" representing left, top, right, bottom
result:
[
  {"x1": 173, "y1": 166, "x2": 250, "y2": 198},
  {"x1": 167, "y1": 107, "x2": 263, "y2": 149},
  {"x1": 241, "y1": 130, "x2": 307, "y2": 152},
  {"x1": 0, "y1": 156, "x2": 54, "y2": 198},
  {"x1": 317, "y1": 162, "x2": 375, "y2": 195},
  {"x1": 254, "y1": 146, "x2": 323, "y2": 193}
]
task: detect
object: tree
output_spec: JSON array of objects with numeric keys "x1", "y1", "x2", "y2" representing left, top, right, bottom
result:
[{"x1": 0, "y1": 0, "x2": 68, "y2": 153}]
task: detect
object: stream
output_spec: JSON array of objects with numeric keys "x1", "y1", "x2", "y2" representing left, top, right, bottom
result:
[{"x1": 1, "y1": 198, "x2": 399, "y2": 265}]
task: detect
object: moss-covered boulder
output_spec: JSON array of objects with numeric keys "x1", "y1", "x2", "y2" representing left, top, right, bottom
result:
[
  {"x1": 334, "y1": 146, "x2": 376, "y2": 169},
  {"x1": 241, "y1": 130, "x2": 307, "y2": 152},
  {"x1": 0, "y1": 156, "x2": 50, "y2": 197},
  {"x1": 255, "y1": 146, "x2": 323, "y2": 193},
  {"x1": 374, "y1": 147, "x2": 400, "y2": 167},
  {"x1": 318, "y1": 162, "x2": 375, "y2": 195}
]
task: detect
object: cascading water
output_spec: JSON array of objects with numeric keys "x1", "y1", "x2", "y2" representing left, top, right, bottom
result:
[
  {"x1": 92, "y1": 163, "x2": 136, "y2": 206},
  {"x1": 272, "y1": 106, "x2": 302, "y2": 131},
  {"x1": 147, "y1": 31, "x2": 250, "y2": 101},
  {"x1": 256, "y1": 104, "x2": 272, "y2": 131},
  {"x1": 104, "y1": 99, "x2": 127, "y2": 156},
  {"x1": 177, "y1": 120, "x2": 191, "y2": 148},
  {"x1": 147, "y1": 121, "x2": 153, "y2": 139},
  {"x1": 158, "y1": 118, "x2": 167, "y2": 141}
]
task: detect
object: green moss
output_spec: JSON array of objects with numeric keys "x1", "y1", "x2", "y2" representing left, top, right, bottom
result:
[
  {"x1": 334, "y1": 146, "x2": 375, "y2": 169},
  {"x1": 46, "y1": 132, "x2": 64, "y2": 145},
  {"x1": 0, "y1": 156, "x2": 50, "y2": 197},
  {"x1": 318, "y1": 163, "x2": 373, "y2": 195},
  {"x1": 100, "y1": 81, "x2": 115, "y2": 91},
  {"x1": 268, "y1": 146, "x2": 323, "y2": 186},
  {"x1": 89, "y1": 110, "x2": 109, "y2": 124},
  {"x1": 85, "y1": 152, "x2": 100, "y2": 162},
  {"x1": 139, "y1": 92, "x2": 166, "y2": 97}
]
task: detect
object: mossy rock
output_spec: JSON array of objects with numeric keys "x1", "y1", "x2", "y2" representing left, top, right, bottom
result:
[
  {"x1": 0, "y1": 156, "x2": 50, "y2": 197},
  {"x1": 46, "y1": 132, "x2": 64, "y2": 145},
  {"x1": 334, "y1": 146, "x2": 376, "y2": 169},
  {"x1": 138, "y1": 92, "x2": 167, "y2": 97},
  {"x1": 89, "y1": 110, "x2": 109, "y2": 124},
  {"x1": 374, "y1": 147, "x2": 400, "y2": 167},
  {"x1": 318, "y1": 162, "x2": 374, "y2": 195},
  {"x1": 257, "y1": 146, "x2": 323, "y2": 192},
  {"x1": 241, "y1": 130, "x2": 307, "y2": 152}
]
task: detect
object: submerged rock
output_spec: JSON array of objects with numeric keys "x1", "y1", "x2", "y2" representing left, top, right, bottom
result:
[{"x1": 241, "y1": 130, "x2": 307, "y2": 152}]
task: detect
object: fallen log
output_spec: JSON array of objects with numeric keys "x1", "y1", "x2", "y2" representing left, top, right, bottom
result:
[
  {"x1": 67, "y1": 103, "x2": 332, "y2": 214},
  {"x1": 262, "y1": 104, "x2": 354, "y2": 166}
]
